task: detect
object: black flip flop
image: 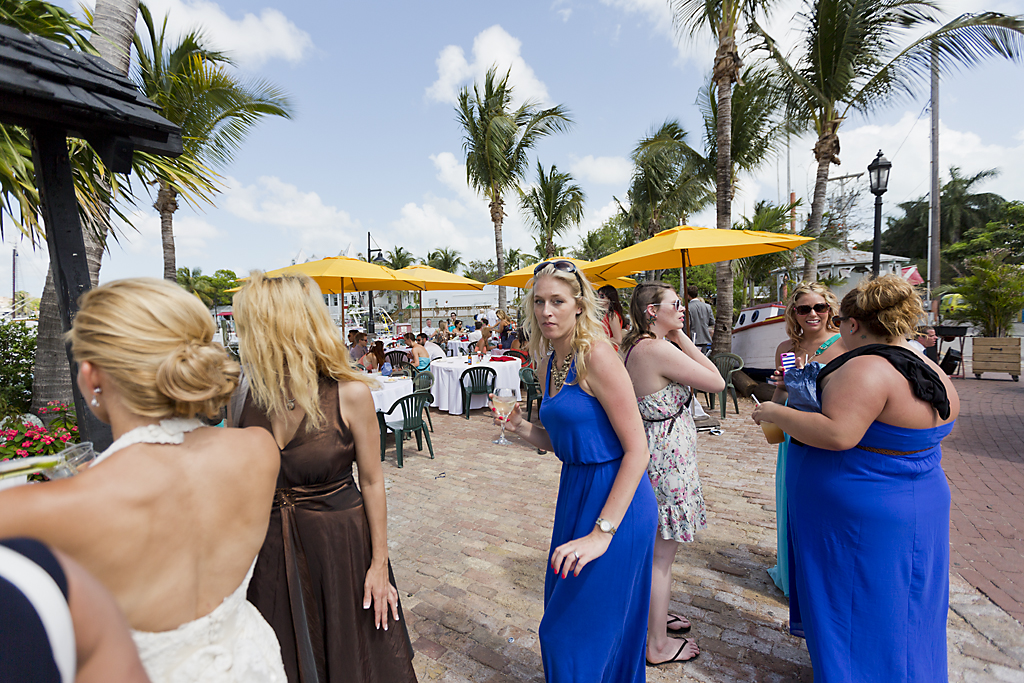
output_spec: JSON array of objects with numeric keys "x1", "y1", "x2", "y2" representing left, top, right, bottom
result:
[
  {"x1": 646, "y1": 638, "x2": 700, "y2": 667},
  {"x1": 666, "y1": 614, "x2": 692, "y2": 635}
]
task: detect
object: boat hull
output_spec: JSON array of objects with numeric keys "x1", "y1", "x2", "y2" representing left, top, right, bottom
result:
[{"x1": 732, "y1": 315, "x2": 788, "y2": 376}]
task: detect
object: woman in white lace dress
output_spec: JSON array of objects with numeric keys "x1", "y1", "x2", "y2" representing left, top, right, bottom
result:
[
  {"x1": 0, "y1": 278, "x2": 285, "y2": 683},
  {"x1": 619, "y1": 282, "x2": 724, "y2": 667}
]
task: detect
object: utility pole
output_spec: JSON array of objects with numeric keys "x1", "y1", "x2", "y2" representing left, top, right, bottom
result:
[{"x1": 928, "y1": 41, "x2": 942, "y2": 319}]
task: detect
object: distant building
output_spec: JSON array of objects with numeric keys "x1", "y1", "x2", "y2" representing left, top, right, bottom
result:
[{"x1": 772, "y1": 248, "x2": 912, "y2": 300}]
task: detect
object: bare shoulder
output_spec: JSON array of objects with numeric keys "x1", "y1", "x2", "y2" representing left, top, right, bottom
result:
[
  {"x1": 338, "y1": 378, "x2": 373, "y2": 405},
  {"x1": 775, "y1": 339, "x2": 795, "y2": 360},
  {"x1": 586, "y1": 338, "x2": 620, "y2": 369}
]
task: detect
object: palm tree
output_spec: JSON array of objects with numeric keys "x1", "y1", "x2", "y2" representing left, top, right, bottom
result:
[
  {"x1": 753, "y1": 2, "x2": 1024, "y2": 280},
  {"x1": 385, "y1": 245, "x2": 415, "y2": 310},
  {"x1": 426, "y1": 247, "x2": 463, "y2": 274},
  {"x1": 176, "y1": 266, "x2": 215, "y2": 306},
  {"x1": 941, "y1": 167, "x2": 1005, "y2": 244},
  {"x1": 505, "y1": 247, "x2": 527, "y2": 271},
  {"x1": 133, "y1": 2, "x2": 293, "y2": 280},
  {"x1": 518, "y1": 161, "x2": 586, "y2": 259},
  {"x1": 456, "y1": 66, "x2": 572, "y2": 310}
]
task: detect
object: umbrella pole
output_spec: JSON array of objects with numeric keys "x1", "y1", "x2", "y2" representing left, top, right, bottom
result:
[
  {"x1": 682, "y1": 251, "x2": 691, "y2": 341},
  {"x1": 419, "y1": 291, "x2": 423, "y2": 333},
  {"x1": 341, "y1": 283, "x2": 346, "y2": 340}
]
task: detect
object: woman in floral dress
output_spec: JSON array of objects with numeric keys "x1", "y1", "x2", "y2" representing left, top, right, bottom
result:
[{"x1": 620, "y1": 281, "x2": 725, "y2": 667}]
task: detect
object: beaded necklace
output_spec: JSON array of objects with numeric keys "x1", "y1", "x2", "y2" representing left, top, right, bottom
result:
[{"x1": 550, "y1": 351, "x2": 575, "y2": 394}]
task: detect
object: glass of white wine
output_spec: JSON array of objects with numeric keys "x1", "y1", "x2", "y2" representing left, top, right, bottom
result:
[{"x1": 491, "y1": 388, "x2": 516, "y2": 445}]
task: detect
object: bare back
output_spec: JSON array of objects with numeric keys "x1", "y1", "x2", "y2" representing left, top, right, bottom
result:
[{"x1": 0, "y1": 425, "x2": 279, "y2": 632}]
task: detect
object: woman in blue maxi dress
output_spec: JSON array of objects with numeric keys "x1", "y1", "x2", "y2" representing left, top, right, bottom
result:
[
  {"x1": 500, "y1": 261, "x2": 657, "y2": 683},
  {"x1": 752, "y1": 276, "x2": 959, "y2": 683}
]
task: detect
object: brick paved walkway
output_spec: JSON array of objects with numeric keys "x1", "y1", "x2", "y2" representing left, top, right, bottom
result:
[
  {"x1": 943, "y1": 377, "x2": 1024, "y2": 625},
  {"x1": 380, "y1": 398, "x2": 1024, "y2": 682}
]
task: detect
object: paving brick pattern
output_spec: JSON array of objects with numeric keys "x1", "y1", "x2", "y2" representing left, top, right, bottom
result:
[
  {"x1": 377, "y1": 396, "x2": 1024, "y2": 682},
  {"x1": 943, "y1": 377, "x2": 1024, "y2": 625}
]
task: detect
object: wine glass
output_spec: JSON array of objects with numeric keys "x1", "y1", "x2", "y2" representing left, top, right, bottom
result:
[{"x1": 491, "y1": 388, "x2": 516, "y2": 445}]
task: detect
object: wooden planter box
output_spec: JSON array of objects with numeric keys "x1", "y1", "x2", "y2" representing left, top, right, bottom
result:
[{"x1": 972, "y1": 337, "x2": 1021, "y2": 381}]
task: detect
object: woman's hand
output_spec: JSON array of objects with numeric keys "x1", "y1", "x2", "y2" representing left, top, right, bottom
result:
[
  {"x1": 490, "y1": 393, "x2": 523, "y2": 434},
  {"x1": 751, "y1": 400, "x2": 781, "y2": 425},
  {"x1": 363, "y1": 560, "x2": 400, "y2": 631},
  {"x1": 551, "y1": 529, "x2": 613, "y2": 578}
]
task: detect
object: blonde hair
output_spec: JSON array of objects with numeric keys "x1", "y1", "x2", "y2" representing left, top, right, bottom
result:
[
  {"x1": 67, "y1": 278, "x2": 239, "y2": 419},
  {"x1": 840, "y1": 275, "x2": 924, "y2": 342},
  {"x1": 520, "y1": 264, "x2": 608, "y2": 385},
  {"x1": 495, "y1": 309, "x2": 511, "y2": 324},
  {"x1": 233, "y1": 271, "x2": 371, "y2": 431},
  {"x1": 620, "y1": 281, "x2": 674, "y2": 354},
  {"x1": 784, "y1": 282, "x2": 841, "y2": 350}
]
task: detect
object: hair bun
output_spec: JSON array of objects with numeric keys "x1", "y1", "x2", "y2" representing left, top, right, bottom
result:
[
  {"x1": 156, "y1": 341, "x2": 240, "y2": 418},
  {"x1": 842, "y1": 275, "x2": 924, "y2": 341}
]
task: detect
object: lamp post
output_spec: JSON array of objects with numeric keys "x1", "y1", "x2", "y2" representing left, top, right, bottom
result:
[
  {"x1": 867, "y1": 150, "x2": 891, "y2": 278},
  {"x1": 366, "y1": 232, "x2": 387, "y2": 335}
]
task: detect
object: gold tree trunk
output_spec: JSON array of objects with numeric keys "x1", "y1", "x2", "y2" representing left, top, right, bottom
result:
[
  {"x1": 803, "y1": 125, "x2": 841, "y2": 282},
  {"x1": 156, "y1": 181, "x2": 179, "y2": 281},
  {"x1": 490, "y1": 196, "x2": 506, "y2": 310}
]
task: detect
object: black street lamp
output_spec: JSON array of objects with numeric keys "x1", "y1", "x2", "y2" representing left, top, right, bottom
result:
[
  {"x1": 868, "y1": 150, "x2": 892, "y2": 277},
  {"x1": 366, "y1": 232, "x2": 387, "y2": 334}
]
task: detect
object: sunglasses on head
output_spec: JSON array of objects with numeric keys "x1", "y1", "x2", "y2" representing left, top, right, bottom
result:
[
  {"x1": 794, "y1": 303, "x2": 831, "y2": 316},
  {"x1": 534, "y1": 260, "x2": 584, "y2": 290}
]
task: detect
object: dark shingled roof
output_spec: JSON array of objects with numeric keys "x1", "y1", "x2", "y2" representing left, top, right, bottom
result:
[{"x1": 0, "y1": 22, "x2": 181, "y2": 168}]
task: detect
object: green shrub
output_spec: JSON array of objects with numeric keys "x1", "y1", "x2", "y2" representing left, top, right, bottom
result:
[{"x1": 0, "y1": 320, "x2": 36, "y2": 414}]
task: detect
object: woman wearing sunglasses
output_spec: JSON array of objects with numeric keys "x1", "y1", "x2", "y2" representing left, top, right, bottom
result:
[
  {"x1": 497, "y1": 260, "x2": 657, "y2": 683},
  {"x1": 752, "y1": 276, "x2": 958, "y2": 682},
  {"x1": 767, "y1": 282, "x2": 846, "y2": 596},
  {"x1": 619, "y1": 282, "x2": 724, "y2": 667}
]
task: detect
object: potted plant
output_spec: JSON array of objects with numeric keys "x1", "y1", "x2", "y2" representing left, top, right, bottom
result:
[{"x1": 942, "y1": 250, "x2": 1024, "y2": 381}]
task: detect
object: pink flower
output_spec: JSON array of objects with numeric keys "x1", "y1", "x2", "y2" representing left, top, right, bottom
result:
[
  {"x1": 15, "y1": 449, "x2": 28, "y2": 457},
  {"x1": 59, "y1": 435, "x2": 71, "y2": 443},
  {"x1": 41, "y1": 437, "x2": 54, "y2": 445}
]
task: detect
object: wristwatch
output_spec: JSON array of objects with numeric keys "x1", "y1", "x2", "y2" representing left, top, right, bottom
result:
[{"x1": 595, "y1": 517, "x2": 617, "y2": 536}]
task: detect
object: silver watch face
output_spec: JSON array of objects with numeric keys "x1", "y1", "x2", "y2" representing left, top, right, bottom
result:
[{"x1": 598, "y1": 519, "x2": 612, "y2": 533}]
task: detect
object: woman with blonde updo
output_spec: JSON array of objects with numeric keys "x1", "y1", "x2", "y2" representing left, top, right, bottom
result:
[
  {"x1": 767, "y1": 282, "x2": 846, "y2": 596},
  {"x1": 753, "y1": 275, "x2": 959, "y2": 682},
  {"x1": 0, "y1": 278, "x2": 286, "y2": 683},
  {"x1": 232, "y1": 272, "x2": 416, "y2": 683},
  {"x1": 497, "y1": 261, "x2": 656, "y2": 682}
]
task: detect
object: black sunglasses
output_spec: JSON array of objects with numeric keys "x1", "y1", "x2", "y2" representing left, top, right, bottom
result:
[
  {"x1": 794, "y1": 303, "x2": 831, "y2": 316},
  {"x1": 534, "y1": 260, "x2": 585, "y2": 290},
  {"x1": 831, "y1": 315, "x2": 849, "y2": 327}
]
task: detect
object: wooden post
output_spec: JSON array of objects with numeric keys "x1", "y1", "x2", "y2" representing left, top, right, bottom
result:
[
  {"x1": 682, "y1": 250, "x2": 691, "y2": 341},
  {"x1": 32, "y1": 128, "x2": 113, "y2": 451}
]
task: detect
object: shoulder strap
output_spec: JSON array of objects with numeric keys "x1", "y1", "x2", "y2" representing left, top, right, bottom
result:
[{"x1": 817, "y1": 344, "x2": 950, "y2": 419}]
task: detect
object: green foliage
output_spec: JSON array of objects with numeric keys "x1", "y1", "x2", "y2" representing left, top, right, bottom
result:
[
  {"x1": 942, "y1": 200, "x2": 1024, "y2": 270},
  {"x1": 0, "y1": 319, "x2": 35, "y2": 414},
  {"x1": 518, "y1": 161, "x2": 585, "y2": 260},
  {"x1": 463, "y1": 259, "x2": 497, "y2": 283},
  {"x1": 207, "y1": 269, "x2": 239, "y2": 306},
  {"x1": 175, "y1": 267, "x2": 238, "y2": 307},
  {"x1": 386, "y1": 246, "x2": 415, "y2": 270},
  {"x1": 942, "y1": 250, "x2": 1024, "y2": 338},
  {"x1": 0, "y1": 402, "x2": 79, "y2": 460},
  {"x1": 426, "y1": 247, "x2": 463, "y2": 274},
  {"x1": 572, "y1": 214, "x2": 628, "y2": 261}
]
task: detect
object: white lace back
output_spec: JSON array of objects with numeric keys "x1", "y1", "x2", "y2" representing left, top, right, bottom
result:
[{"x1": 91, "y1": 418, "x2": 204, "y2": 467}]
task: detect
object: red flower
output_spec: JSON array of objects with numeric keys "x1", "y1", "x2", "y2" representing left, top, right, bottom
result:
[{"x1": 59, "y1": 435, "x2": 71, "y2": 443}]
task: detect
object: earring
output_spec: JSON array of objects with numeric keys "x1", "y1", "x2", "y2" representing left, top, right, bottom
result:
[{"x1": 90, "y1": 386, "x2": 101, "y2": 408}]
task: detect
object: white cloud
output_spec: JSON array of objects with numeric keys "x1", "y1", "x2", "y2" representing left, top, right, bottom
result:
[
  {"x1": 222, "y1": 176, "x2": 362, "y2": 249},
  {"x1": 81, "y1": 0, "x2": 314, "y2": 67},
  {"x1": 425, "y1": 25, "x2": 552, "y2": 106},
  {"x1": 570, "y1": 155, "x2": 633, "y2": 186}
]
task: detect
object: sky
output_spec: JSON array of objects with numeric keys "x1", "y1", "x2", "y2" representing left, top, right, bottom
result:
[{"x1": 4, "y1": 0, "x2": 1024, "y2": 298}]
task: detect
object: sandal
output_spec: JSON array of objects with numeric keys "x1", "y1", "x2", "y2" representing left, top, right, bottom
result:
[
  {"x1": 666, "y1": 614, "x2": 691, "y2": 635},
  {"x1": 646, "y1": 638, "x2": 700, "y2": 666}
]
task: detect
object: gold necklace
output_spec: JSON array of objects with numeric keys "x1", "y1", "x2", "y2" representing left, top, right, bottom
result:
[{"x1": 551, "y1": 351, "x2": 574, "y2": 393}]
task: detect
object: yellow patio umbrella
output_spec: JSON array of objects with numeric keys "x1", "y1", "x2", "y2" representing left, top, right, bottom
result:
[
  {"x1": 490, "y1": 257, "x2": 638, "y2": 290},
  {"x1": 393, "y1": 264, "x2": 486, "y2": 331},
  {"x1": 587, "y1": 225, "x2": 813, "y2": 337}
]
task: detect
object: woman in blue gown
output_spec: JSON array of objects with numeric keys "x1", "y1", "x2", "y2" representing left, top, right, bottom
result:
[
  {"x1": 499, "y1": 261, "x2": 657, "y2": 683},
  {"x1": 752, "y1": 275, "x2": 959, "y2": 683}
]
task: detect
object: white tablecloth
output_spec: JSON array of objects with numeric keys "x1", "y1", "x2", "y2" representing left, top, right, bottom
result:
[
  {"x1": 446, "y1": 340, "x2": 473, "y2": 356},
  {"x1": 429, "y1": 357, "x2": 522, "y2": 414},
  {"x1": 370, "y1": 377, "x2": 414, "y2": 413}
]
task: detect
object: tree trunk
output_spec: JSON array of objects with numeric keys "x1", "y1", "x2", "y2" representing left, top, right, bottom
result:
[
  {"x1": 490, "y1": 196, "x2": 506, "y2": 310},
  {"x1": 712, "y1": 68, "x2": 735, "y2": 355},
  {"x1": 32, "y1": 0, "x2": 140, "y2": 416},
  {"x1": 30, "y1": 269, "x2": 73, "y2": 416},
  {"x1": 156, "y1": 181, "x2": 178, "y2": 281},
  {"x1": 803, "y1": 125, "x2": 841, "y2": 281}
]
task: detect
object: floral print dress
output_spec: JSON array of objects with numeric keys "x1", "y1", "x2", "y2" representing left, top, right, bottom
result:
[{"x1": 637, "y1": 382, "x2": 707, "y2": 542}]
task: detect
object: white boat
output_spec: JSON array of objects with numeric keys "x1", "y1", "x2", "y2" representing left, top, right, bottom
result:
[{"x1": 731, "y1": 303, "x2": 788, "y2": 377}]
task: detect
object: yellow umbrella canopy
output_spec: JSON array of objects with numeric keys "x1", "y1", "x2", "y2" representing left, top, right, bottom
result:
[
  {"x1": 393, "y1": 264, "x2": 486, "y2": 290},
  {"x1": 587, "y1": 225, "x2": 814, "y2": 279},
  {"x1": 490, "y1": 257, "x2": 637, "y2": 289},
  {"x1": 262, "y1": 256, "x2": 426, "y2": 293}
]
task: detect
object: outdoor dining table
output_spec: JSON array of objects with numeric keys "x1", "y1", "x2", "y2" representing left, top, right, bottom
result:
[
  {"x1": 369, "y1": 376, "x2": 414, "y2": 412},
  {"x1": 429, "y1": 356, "x2": 522, "y2": 415},
  {"x1": 446, "y1": 339, "x2": 473, "y2": 356}
]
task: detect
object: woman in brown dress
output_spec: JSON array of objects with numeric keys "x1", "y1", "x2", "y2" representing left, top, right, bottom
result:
[{"x1": 232, "y1": 272, "x2": 417, "y2": 683}]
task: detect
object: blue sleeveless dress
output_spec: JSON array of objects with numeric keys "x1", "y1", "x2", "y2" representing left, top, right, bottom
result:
[
  {"x1": 788, "y1": 420, "x2": 954, "y2": 682},
  {"x1": 538, "y1": 356, "x2": 657, "y2": 683}
]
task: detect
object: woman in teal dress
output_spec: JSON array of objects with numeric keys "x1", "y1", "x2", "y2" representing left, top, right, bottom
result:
[
  {"x1": 767, "y1": 282, "x2": 845, "y2": 596},
  {"x1": 500, "y1": 261, "x2": 657, "y2": 683},
  {"x1": 753, "y1": 275, "x2": 959, "y2": 682}
]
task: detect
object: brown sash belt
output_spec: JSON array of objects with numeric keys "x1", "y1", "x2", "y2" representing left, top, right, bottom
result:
[{"x1": 274, "y1": 476, "x2": 354, "y2": 683}]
